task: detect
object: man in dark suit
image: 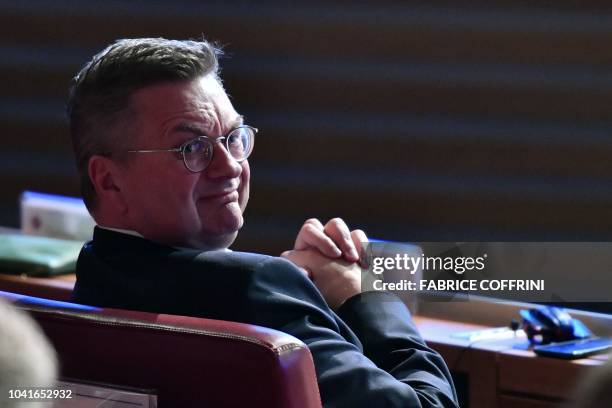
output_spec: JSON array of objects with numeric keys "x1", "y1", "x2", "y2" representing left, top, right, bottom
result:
[{"x1": 68, "y1": 38, "x2": 458, "y2": 407}]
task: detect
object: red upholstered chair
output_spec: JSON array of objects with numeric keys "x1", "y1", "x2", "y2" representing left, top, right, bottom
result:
[{"x1": 0, "y1": 290, "x2": 322, "y2": 408}]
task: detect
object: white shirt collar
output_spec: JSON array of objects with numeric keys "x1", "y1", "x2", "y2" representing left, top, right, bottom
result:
[
  {"x1": 97, "y1": 225, "x2": 231, "y2": 252},
  {"x1": 97, "y1": 225, "x2": 144, "y2": 238}
]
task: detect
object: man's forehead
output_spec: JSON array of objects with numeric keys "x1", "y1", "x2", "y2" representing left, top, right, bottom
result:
[
  {"x1": 131, "y1": 76, "x2": 222, "y2": 112},
  {"x1": 159, "y1": 105, "x2": 219, "y2": 134},
  {"x1": 170, "y1": 115, "x2": 245, "y2": 135},
  {"x1": 129, "y1": 75, "x2": 239, "y2": 135}
]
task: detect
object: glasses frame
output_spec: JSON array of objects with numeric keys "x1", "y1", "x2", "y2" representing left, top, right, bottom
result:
[{"x1": 127, "y1": 125, "x2": 257, "y2": 173}]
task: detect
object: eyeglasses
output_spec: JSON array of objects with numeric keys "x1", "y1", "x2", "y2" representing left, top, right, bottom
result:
[{"x1": 128, "y1": 125, "x2": 257, "y2": 173}]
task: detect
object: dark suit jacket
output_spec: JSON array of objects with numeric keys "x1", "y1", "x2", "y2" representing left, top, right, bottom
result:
[{"x1": 72, "y1": 227, "x2": 458, "y2": 407}]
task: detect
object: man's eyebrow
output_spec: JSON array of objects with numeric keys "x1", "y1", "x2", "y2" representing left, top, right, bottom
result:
[
  {"x1": 171, "y1": 122, "x2": 209, "y2": 135},
  {"x1": 171, "y1": 116, "x2": 245, "y2": 136}
]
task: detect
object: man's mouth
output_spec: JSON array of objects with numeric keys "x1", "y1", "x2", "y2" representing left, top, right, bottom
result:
[{"x1": 202, "y1": 190, "x2": 239, "y2": 203}]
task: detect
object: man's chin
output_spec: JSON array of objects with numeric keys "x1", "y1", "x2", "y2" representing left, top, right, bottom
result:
[
  {"x1": 191, "y1": 217, "x2": 243, "y2": 250},
  {"x1": 190, "y1": 204, "x2": 244, "y2": 249},
  {"x1": 188, "y1": 229, "x2": 239, "y2": 251}
]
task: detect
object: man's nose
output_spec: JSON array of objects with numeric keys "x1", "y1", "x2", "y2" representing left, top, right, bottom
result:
[{"x1": 206, "y1": 142, "x2": 243, "y2": 179}]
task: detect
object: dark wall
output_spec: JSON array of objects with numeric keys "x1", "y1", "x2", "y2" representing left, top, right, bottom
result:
[{"x1": 2, "y1": 1, "x2": 612, "y2": 255}]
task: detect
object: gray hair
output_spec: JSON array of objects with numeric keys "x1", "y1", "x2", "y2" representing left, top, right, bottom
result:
[
  {"x1": 0, "y1": 300, "x2": 57, "y2": 407},
  {"x1": 67, "y1": 38, "x2": 223, "y2": 211}
]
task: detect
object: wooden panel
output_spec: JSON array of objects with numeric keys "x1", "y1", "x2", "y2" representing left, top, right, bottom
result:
[
  {"x1": 499, "y1": 395, "x2": 560, "y2": 408},
  {"x1": 2, "y1": 1, "x2": 612, "y2": 251},
  {"x1": 498, "y1": 349, "x2": 600, "y2": 400},
  {"x1": 227, "y1": 73, "x2": 612, "y2": 122},
  {"x1": 3, "y1": 3, "x2": 612, "y2": 66}
]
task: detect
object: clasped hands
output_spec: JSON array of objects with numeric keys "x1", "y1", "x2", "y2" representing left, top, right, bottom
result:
[{"x1": 281, "y1": 218, "x2": 368, "y2": 310}]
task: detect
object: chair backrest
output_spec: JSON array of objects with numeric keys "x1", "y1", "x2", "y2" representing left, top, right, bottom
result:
[{"x1": 0, "y1": 290, "x2": 322, "y2": 408}]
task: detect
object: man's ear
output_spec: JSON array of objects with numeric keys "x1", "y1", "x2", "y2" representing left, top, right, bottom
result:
[{"x1": 88, "y1": 155, "x2": 128, "y2": 215}]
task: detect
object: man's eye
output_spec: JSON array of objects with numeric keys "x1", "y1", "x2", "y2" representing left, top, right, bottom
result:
[
  {"x1": 227, "y1": 133, "x2": 242, "y2": 146},
  {"x1": 184, "y1": 140, "x2": 205, "y2": 154},
  {"x1": 228, "y1": 133, "x2": 246, "y2": 154}
]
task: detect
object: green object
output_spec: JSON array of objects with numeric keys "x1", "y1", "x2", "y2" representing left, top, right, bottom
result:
[{"x1": 0, "y1": 234, "x2": 83, "y2": 276}]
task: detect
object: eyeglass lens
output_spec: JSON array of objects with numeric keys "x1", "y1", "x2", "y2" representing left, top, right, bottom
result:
[{"x1": 182, "y1": 127, "x2": 253, "y2": 172}]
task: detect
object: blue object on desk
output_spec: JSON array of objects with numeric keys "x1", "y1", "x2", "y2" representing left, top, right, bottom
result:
[{"x1": 520, "y1": 306, "x2": 592, "y2": 345}]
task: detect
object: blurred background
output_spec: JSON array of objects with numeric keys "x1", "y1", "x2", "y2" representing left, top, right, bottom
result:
[{"x1": 2, "y1": 0, "x2": 612, "y2": 255}]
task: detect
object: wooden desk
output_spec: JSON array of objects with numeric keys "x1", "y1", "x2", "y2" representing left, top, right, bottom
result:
[
  {"x1": 414, "y1": 316, "x2": 608, "y2": 408},
  {"x1": 497, "y1": 348, "x2": 602, "y2": 408},
  {"x1": 0, "y1": 273, "x2": 606, "y2": 407},
  {"x1": 0, "y1": 272, "x2": 75, "y2": 301}
]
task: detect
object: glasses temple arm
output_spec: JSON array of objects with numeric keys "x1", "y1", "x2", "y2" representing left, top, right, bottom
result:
[{"x1": 127, "y1": 147, "x2": 183, "y2": 153}]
